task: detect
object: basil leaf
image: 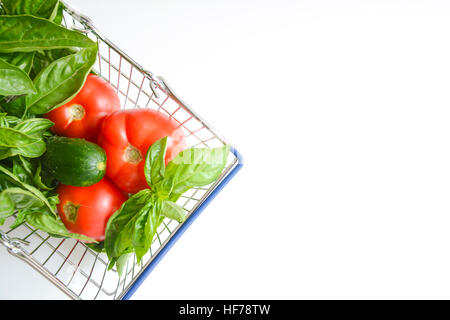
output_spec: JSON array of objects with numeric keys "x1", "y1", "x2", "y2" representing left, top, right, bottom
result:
[
  {"x1": 104, "y1": 190, "x2": 152, "y2": 262},
  {"x1": 9, "y1": 209, "x2": 26, "y2": 229},
  {"x1": 46, "y1": 48, "x2": 79, "y2": 62},
  {"x1": 0, "y1": 127, "x2": 45, "y2": 160},
  {"x1": 48, "y1": 1, "x2": 64, "y2": 25},
  {"x1": 1, "y1": 96, "x2": 26, "y2": 118},
  {"x1": 0, "y1": 188, "x2": 45, "y2": 213},
  {"x1": 0, "y1": 164, "x2": 56, "y2": 215},
  {"x1": 0, "y1": 140, "x2": 46, "y2": 160},
  {"x1": 0, "y1": 52, "x2": 34, "y2": 74},
  {"x1": 11, "y1": 156, "x2": 50, "y2": 191},
  {"x1": 157, "y1": 145, "x2": 230, "y2": 200},
  {"x1": 0, "y1": 190, "x2": 15, "y2": 223},
  {"x1": 46, "y1": 193, "x2": 58, "y2": 208},
  {"x1": 2, "y1": 0, "x2": 59, "y2": 18},
  {"x1": 133, "y1": 204, "x2": 161, "y2": 263},
  {"x1": 30, "y1": 52, "x2": 50, "y2": 79},
  {"x1": 0, "y1": 57, "x2": 36, "y2": 96},
  {"x1": 144, "y1": 136, "x2": 168, "y2": 187},
  {"x1": 161, "y1": 200, "x2": 186, "y2": 223},
  {"x1": 0, "y1": 114, "x2": 5, "y2": 127},
  {"x1": 17, "y1": 156, "x2": 33, "y2": 177},
  {"x1": 115, "y1": 253, "x2": 132, "y2": 277},
  {"x1": 0, "y1": 16, "x2": 96, "y2": 53},
  {"x1": 0, "y1": 173, "x2": 17, "y2": 191},
  {"x1": 11, "y1": 120, "x2": 52, "y2": 158},
  {"x1": 14, "y1": 118, "x2": 54, "y2": 137},
  {"x1": 25, "y1": 208, "x2": 96, "y2": 242},
  {"x1": 105, "y1": 191, "x2": 167, "y2": 267},
  {"x1": 132, "y1": 211, "x2": 150, "y2": 262},
  {"x1": 33, "y1": 160, "x2": 53, "y2": 190},
  {"x1": 105, "y1": 144, "x2": 230, "y2": 269},
  {"x1": 26, "y1": 46, "x2": 98, "y2": 115},
  {"x1": 12, "y1": 157, "x2": 32, "y2": 184},
  {"x1": 30, "y1": 48, "x2": 76, "y2": 79},
  {"x1": 18, "y1": 155, "x2": 33, "y2": 174},
  {"x1": 0, "y1": 113, "x2": 20, "y2": 127}
]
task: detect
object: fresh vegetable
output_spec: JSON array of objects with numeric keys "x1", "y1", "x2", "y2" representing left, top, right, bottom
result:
[
  {"x1": 0, "y1": 161, "x2": 94, "y2": 241},
  {"x1": 0, "y1": 2, "x2": 231, "y2": 273},
  {"x1": 25, "y1": 47, "x2": 98, "y2": 116},
  {"x1": 0, "y1": 0, "x2": 100, "y2": 241},
  {"x1": 0, "y1": 15, "x2": 95, "y2": 53},
  {"x1": 2, "y1": 0, "x2": 61, "y2": 19},
  {"x1": 57, "y1": 178, "x2": 128, "y2": 242},
  {"x1": 105, "y1": 136, "x2": 230, "y2": 269},
  {"x1": 0, "y1": 52, "x2": 35, "y2": 74},
  {"x1": 0, "y1": 58, "x2": 36, "y2": 96},
  {"x1": 45, "y1": 74, "x2": 121, "y2": 142},
  {"x1": 43, "y1": 136, "x2": 107, "y2": 187},
  {"x1": 0, "y1": 14, "x2": 98, "y2": 118},
  {"x1": 0, "y1": 117, "x2": 53, "y2": 160},
  {"x1": 97, "y1": 109, "x2": 186, "y2": 194}
]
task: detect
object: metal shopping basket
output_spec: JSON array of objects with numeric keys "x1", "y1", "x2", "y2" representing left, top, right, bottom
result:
[{"x1": 0, "y1": 1, "x2": 243, "y2": 300}]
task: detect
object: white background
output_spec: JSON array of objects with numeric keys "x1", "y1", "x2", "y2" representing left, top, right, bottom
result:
[{"x1": 3, "y1": 0, "x2": 450, "y2": 299}]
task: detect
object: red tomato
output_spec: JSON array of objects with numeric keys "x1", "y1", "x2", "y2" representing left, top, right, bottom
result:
[
  {"x1": 57, "y1": 178, "x2": 128, "y2": 241},
  {"x1": 97, "y1": 109, "x2": 186, "y2": 194},
  {"x1": 45, "y1": 74, "x2": 121, "y2": 142}
]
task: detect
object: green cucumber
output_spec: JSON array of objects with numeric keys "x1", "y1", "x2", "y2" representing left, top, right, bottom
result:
[{"x1": 44, "y1": 136, "x2": 106, "y2": 187}]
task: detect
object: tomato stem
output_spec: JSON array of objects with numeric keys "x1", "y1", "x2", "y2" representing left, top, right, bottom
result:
[
  {"x1": 123, "y1": 144, "x2": 143, "y2": 164},
  {"x1": 70, "y1": 104, "x2": 86, "y2": 121},
  {"x1": 63, "y1": 201, "x2": 80, "y2": 223}
]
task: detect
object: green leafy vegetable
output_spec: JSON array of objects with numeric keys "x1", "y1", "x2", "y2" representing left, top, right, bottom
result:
[
  {"x1": 115, "y1": 253, "x2": 132, "y2": 276},
  {"x1": 132, "y1": 202, "x2": 159, "y2": 262},
  {"x1": 12, "y1": 156, "x2": 33, "y2": 184},
  {"x1": 0, "y1": 164, "x2": 56, "y2": 216},
  {"x1": 26, "y1": 47, "x2": 98, "y2": 115},
  {"x1": 160, "y1": 144, "x2": 230, "y2": 200},
  {"x1": 33, "y1": 160, "x2": 54, "y2": 190},
  {"x1": 0, "y1": 165, "x2": 91, "y2": 240},
  {"x1": 1, "y1": 187, "x2": 46, "y2": 212},
  {"x1": 105, "y1": 137, "x2": 230, "y2": 269},
  {"x1": 0, "y1": 52, "x2": 35, "y2": 74},
  {"x1": 105, "y1": 190, "x2": 152, "y2": 263},
  {"x1": 48, "y1": 1, "x2": 64, "y2": 25},
  {"x1": 30, "y1": 48, "x2": 78, "y2": 79},
  {"x1": 0, "y1": 190, "x2": 15, "y2": 221},
  {"x1": 9, "y1": 209, "x2": 26, "y2": 229},
  {"x1": 2, "y1": 0, "x2": 59, "y2": 19},
  {"x1": 0, "y1": 58, "x2": 36, "y2": 96},
  {"x1": 161, "y1": 200, "x2": 186, "y2": 223},
  {"x1": 0, "y1": 171, "x2": 17, "y2": 191},
  {"x1": 0, "y1": 127, "x2": 45, "y2": 159},
  {"x1": 144, "y1": 136, "x2": 168, "y2": 186},
  {"x1": 0, "y1": 113, "x2": 21, "y2": 127},
  {"x1": 0, "y1": 15, "x2": 96, "y2": 53},
  {"x1": 0, "y1": 96, "x2": 26, "y2": 117},
  {"x1": 0, "y1": 118, "x2": 52, "y2": 160},
  {"x1": 13, "y1": 118, "x2": 54, "y2": 137},
  {"x1": 0, "y1": 2, "x2": 101, "y2": 243},
  {"x1": 0, "y1": 185, "x2": 50, "y2": 226},
  {"x1": 25, "y1": 208, "x2": 95, "y2": 242}
]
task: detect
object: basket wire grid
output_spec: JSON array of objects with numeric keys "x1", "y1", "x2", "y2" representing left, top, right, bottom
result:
[{"x1": 0, "y1": 2, "x2": 243, "y2": 300}]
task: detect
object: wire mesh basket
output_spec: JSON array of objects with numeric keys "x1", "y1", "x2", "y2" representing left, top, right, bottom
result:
[{"x1": 0, "y1": 2, "x2": 243, "y2": 300}]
